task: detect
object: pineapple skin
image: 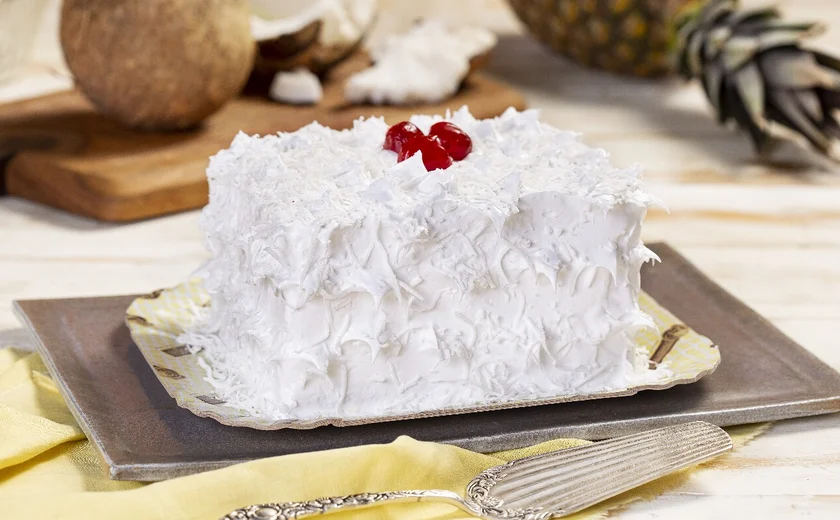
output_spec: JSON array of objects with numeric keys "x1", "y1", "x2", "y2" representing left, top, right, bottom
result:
[{"x1": 507, "y1": 0, "x2": 695, "y2": 77}]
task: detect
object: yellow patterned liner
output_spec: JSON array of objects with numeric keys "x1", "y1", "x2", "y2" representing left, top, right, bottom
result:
[{"x1": 126, "y1": 279, "x2": 721, "y2": 430}]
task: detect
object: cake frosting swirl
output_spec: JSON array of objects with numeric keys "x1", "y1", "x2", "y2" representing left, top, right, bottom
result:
[{"x1": 179, "y1": 107, "x2": 662, "y2": 421}]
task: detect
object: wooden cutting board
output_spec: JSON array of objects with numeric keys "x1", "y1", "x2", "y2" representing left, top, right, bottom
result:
[{"x1": 0, "y1": 54, "x2": 526, "y2": 221}]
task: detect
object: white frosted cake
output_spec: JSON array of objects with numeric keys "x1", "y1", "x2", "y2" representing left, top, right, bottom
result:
[{"x1": 179, "y1": 107, "x2": 661, "y2": 422}]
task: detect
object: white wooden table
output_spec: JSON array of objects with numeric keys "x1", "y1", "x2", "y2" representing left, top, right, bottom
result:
[{"x1": 2, "y1": 0, "x2": 839, "y2": 517}]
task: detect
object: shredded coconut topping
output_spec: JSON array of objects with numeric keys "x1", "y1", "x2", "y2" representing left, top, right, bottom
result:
[{"x1": 180, "y1": 107, "x2": 663, "y2": 422}]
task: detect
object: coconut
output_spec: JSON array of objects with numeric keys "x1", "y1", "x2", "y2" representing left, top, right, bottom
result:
[
  {"x1": 60, "y1": 0, "x2": 255, "y2": 131},
  {"x1": 269, "y1": 68, "x2": 323, "y2": 105},
  {"x1": 344, "y1": 19, "x2": 497, "y2": 105},
  {"x1": 250, "y1": 0, "x2": 377, "y2": 77}
]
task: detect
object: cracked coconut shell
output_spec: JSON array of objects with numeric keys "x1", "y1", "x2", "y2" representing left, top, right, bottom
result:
[{"x1": 249, "y1": 0, "x2": 377, "y2": 78}]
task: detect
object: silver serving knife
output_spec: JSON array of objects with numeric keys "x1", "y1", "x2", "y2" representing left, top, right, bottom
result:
[{"x1": 222, "y1": 421, "x2": 732, "y2": 520}]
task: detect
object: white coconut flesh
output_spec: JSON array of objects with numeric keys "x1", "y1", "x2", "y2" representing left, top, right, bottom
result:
[
  {"x1": 344, "y1": 19, "x2": 497, "y2": 105},
  {"x1": 250, "y1": 0, "x2": 376, "y2": 49},
  {"x1": 269, "y1": 68, "x2": 323, "y2": 105}
]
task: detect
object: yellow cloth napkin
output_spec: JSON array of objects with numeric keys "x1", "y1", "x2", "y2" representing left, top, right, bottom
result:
[{"x1": 0, "y1": 348, "x2": 770, "y2": 520}]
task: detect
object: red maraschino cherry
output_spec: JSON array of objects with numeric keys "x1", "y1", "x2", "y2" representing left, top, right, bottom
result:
[
  {"x1": 429, "y1": 121, "x2": 472, "y2": 161},
  {"x1": 384, "y1": 121, "x2": 424, "y2": 154},
  {"x1": 398, "y1": 135, "x2": 454, "y2": 171},
  {"x1": 384, "y1": 120, "x2": 472, "y2": 171},
  {"x1": 397, "y1": 136, "x2": 424, "y2": 162}
]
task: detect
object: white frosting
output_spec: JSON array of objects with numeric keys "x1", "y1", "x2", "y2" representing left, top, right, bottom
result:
[
  {"x1": 269, "y1": 69, "x2": 323, "y2": 105},
  {"x1": 344, "y1": 20, "x2": 497, "y2": 105},
  {"x1": 179, "y1": 107, "x2": 662, "y2": 421}
]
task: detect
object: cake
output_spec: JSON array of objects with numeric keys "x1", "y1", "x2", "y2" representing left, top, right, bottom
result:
[{"x1": 179, "y1": 107, "x2": 661, "y2": 422}]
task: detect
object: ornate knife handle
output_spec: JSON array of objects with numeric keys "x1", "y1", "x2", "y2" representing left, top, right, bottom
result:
[
  {"x1": 220, "y1": 422, "x2": 731, "y2": 520},
  {"x1": 221, "y1": 489, "x2": 474, "y2": 519}
]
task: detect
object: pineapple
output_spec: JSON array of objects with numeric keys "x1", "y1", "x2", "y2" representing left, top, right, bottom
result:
[
  {"x1": 507, "y1": 0, "x2": 694, "y2": 77},
  {"x1": 507, "y1": 0, "x2": 840, "y2": 161}
]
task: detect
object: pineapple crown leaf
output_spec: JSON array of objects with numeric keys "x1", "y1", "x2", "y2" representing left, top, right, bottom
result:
[{"x1": 677, "y1": 0, "x2": 840, "y2": 161}]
